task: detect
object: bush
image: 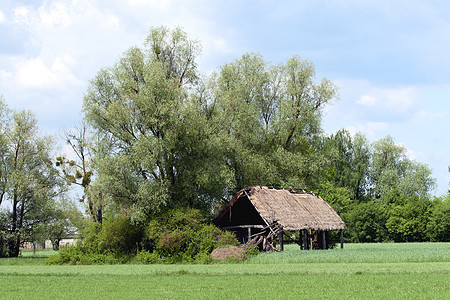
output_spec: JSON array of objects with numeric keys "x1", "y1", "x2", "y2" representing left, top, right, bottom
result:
[
  {"x1": 48, "y1": 209, "x2": 238, "y2": 265},
  {"x1": 98, "y1": 217, "x2": 142, "y2": 254},
  {"x1": 47, "y1": 216, "x2": 142, "y2": 265},
  {"x1": 135, "y1": 250, "x2": 162, "y2": 264},
  {"x1": 142, "y1": 208, "x2": 238, "y2": 263}
]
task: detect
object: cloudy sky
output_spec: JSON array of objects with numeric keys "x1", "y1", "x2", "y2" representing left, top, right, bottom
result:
[{"x1": 0, "y1": 0, "x2": 449, "y2": 195}]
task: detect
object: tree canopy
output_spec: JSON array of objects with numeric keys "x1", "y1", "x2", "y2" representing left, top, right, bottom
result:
[
  {"x1": 83, "y1": 27, "x2": 338, "y2": 221},
  {"x1": 0, "y1": 98, "x2": 67, "y2": 257}
]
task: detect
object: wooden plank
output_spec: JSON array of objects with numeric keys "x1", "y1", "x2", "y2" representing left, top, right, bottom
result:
[{"x1": 222, "y1": 225, "x2": 265, "y2": 230}]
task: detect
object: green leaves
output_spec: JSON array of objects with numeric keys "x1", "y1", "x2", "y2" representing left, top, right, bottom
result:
[{"x1": 0, "y1": 100, "x2": 67, "y2": 256}]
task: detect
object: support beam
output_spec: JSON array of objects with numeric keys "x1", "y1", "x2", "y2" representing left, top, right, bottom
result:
[
  {"x1": 222, "y1": 225, "x2": 265, "y2": 230},
  {"x1": 340, "y1": 230, "x2": 344, "y2": 249},
  {"x1": 303, "y1": 230, "x2": 308, "y2": 250},
  {"x1": 299, "y1": 231, "x2": 303, "y2": 250},
  {"x1": 322, "y1": 231, "x2": 327, "y2": 250},
  {"x1": 278, "y1": 229, "x2": 284, "y2": 251},
  {"x1": 248, "y1": 227, "x2": 251, "y2": 242}
]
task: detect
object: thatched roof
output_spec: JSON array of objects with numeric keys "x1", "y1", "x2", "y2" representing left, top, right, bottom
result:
[{"x1": 215, "y1": 186, "x2": 346, "y2": 231}]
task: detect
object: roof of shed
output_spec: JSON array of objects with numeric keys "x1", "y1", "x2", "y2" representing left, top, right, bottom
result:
[{"x1": 214, "y1": 186, "x2": 346, "y2": 231}]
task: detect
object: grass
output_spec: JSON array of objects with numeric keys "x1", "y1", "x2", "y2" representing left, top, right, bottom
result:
[
  {"x1": 247, "y1": 242, "x2": 450, "y2": 264},
  {"x1": 0, "y1": 243, "x2": 448, "y2": 299},
  {"x1": 0, "y1": 249, "x2": 57, "y2": 266}
]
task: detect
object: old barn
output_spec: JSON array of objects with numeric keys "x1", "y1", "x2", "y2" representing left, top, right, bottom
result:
[{"x1": 214, "y1": 186, "x2": 346, "y2": 251}]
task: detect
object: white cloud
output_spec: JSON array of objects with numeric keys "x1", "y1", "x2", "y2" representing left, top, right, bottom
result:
[
  {"x1": 405, "y1": 148, "x2": 422, "y2": 161},
  {"x1": 14, "y1": 6, "x2": 31, "y2": 25},
  {"x1": 15, "y1": 57, "x2": 82, "y2": 89},
  {"x1": 356, "y1": 94, "x2": 377, "y2": 106},
  {"x1": 413, "y1": 110, "x2": 447, "y2": 122},
  {"x1": 0, "y1": 70, "x2": 12, "y2": 79},
  {"x1": 355, "y1": 86, "x2": 418, "y2": 114},
  {"x1": 384, "y1": 87, "x2": 418, "y2": 113},
  {"x1": 356, "y1": 121, "x2": 389, "y2": 139},
  {"x1": 0, "y1": 9, "x2": 6, "y2": 23}
]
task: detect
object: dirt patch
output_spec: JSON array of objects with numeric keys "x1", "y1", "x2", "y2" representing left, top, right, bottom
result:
[{"x1": 211, "y1": 246, "x2": 245, "y2": 261}]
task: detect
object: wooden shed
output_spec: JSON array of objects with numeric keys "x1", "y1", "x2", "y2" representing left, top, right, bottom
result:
[{"x1": 214, "y1": 186, "x2": 346, "y2": 251}]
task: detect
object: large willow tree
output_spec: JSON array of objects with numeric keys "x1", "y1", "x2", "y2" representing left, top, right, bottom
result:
[{"x1": 83, "y1": 27, "x2": 337, "y2": 221}]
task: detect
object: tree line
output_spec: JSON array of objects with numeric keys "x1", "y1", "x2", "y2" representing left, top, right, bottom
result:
[{"x1": 1, "y1": 27, "x2": 448, "y2": 257}]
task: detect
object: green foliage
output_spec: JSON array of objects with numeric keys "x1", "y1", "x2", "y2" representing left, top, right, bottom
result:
[
  {"x1": 142, "y1": 208, "x2": 238, "y2": 263},
  {"x1": 0, "y1": 99, "x2": 67, "y2": 257},
  {"x1": 385, "y1": 196, "x2": 432, "y2": 242},
  {"x1": 47, "y1": 217, "x2": 142, "y2": 265},
  {"x1": 345, "y1": 202, "x2": 388, "y2": 243},
  {"x1": 370, "y1": 136, "x2": 436, "y2": 200},
  {"x1": 97, "y1": 217, "x2": 143, "y2": 254},
  {"x1": 242, "y1": 244, "x2": 260, "y2": 260},
  {"x1": 135, "y1": 250, "x2": 162, "y2": 264},
  {"x1": 426, "y1": 195, "x2": 450, "y2": 242},
  {"x1": 47, "y1": 209, "x2": 236, "y2": 264},
  {"x1": 83, "y1": 27, "x2": 338, "y2": 222}
]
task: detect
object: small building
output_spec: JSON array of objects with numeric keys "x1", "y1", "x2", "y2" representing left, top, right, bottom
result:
[{"x1": 214, "y1": 186, "x2": 346, "y2": 250}]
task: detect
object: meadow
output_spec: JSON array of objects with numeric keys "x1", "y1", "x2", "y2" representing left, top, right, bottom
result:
[{"x1": 0, "y1": 243, "x2": 448, "y2": 299}]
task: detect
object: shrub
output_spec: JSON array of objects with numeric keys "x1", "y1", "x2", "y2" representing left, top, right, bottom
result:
[
  {"x1": 47, "y1": 216, "x2": 142, "y2": 265},
  {"x1": 135, "y1": 250, "x2": 162, "y2": 264},
  {"x1": 142, "y1": 208, "x2": 238, "y2": 263},
  {"x1": 98, "y1": 217, "x2": 142, "y2": 254}
]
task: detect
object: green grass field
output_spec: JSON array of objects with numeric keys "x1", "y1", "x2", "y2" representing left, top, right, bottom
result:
[{"x1": 0, "y1": 243, "x2": 448, "y2": 299}]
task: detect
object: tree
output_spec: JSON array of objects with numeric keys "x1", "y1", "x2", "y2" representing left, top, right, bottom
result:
[
  {"x1": 205, "y1": 53, "x2": 338, "y2": 190},
  {"x1": 83, "y1": 27, "x2": 339, "y2": 222},
  {"x1": 323, "y1": 130, "x2": 371, "y2": 200},
  {"x1": 0, "y1": 99, "x2": 66, "y2": 257},
  {"x1": 56, "y1": 123, "x2": 99, "y2": 222},
  {"x1": 84, "y1": 26, "x2": 234, "y2": 221},
  {"x1": 426, "y1": 195, "x2": 450, "y2": 242},
  {"x1": 370, "y1": 136, "x2": 435, "y2": 201}
]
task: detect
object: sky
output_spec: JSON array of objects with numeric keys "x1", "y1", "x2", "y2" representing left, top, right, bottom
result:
[{"x1": 0, "y1": 0, "x2": 449, "y2": 195}]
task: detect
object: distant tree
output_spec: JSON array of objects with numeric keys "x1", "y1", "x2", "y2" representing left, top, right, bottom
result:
[
  {"x1": 426, "y1": 195, "x2": 450, "y2": 242},
  {"x1": 43, "y1": 200, "x2": 88, "y2": 251},
  {"x1": 322, "y1": 130, "x2": 371, "y2": 200},
  {"x1": 56, "y1": 123, "x2": 101, "y2": 222},
  {"x1": 385, "y1": 195, "x2": 432, "y2": 242},
  {"x1": 370, "y1": 136, "x2": 435, "y2": 202},
  {"x1": 0, "y1": 100, "x2": 66, "y2": 257}
]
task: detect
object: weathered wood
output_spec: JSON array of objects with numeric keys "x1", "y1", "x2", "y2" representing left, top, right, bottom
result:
[
  {"x1": 303, "y1": 230, "x2": 308, "y2": 250},
  {"x1": 222, "y1": 225, "x2": 265, "y2": 230},
  {"x1": 278, "y1": 229, "x2": 284, "y2": 251},
  {"x1": 322, "y1": 231, "x2": 327, "y2": 250}
]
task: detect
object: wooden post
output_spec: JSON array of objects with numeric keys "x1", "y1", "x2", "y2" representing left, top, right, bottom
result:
[
  {"x1": 248, "y1": 227, "x2": 251, "y2": 242},
  {"x1": 309, "y1": 229, "x2": 313, "y2": 250},
  {"x1": 278, "y1": 229, "x2": 284, "y2": 251},
  {"x1": 303, "y1": 230, "x2": 308, "y2": 250},
  {"x1": 322, "y1": 231, "x2": 327, "y2": 250},
  {"x1": 340, "y1": 230, "x2": 344, "y2": 249},
  {"x1": 299, "y1": 231, "x2": 303, "y2": 250}
]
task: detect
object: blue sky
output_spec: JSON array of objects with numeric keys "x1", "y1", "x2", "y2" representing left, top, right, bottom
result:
[{"x1": 0, "y1": 0, "x2": 449, "y2": 195}]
